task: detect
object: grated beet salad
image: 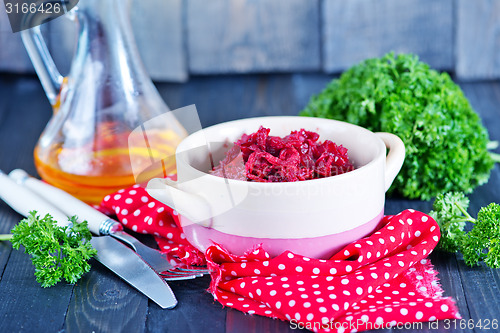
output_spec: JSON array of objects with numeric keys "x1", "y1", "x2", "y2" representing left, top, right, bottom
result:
[{"x1": 210, "y1": 126, "x2": 354, "y2": 182}]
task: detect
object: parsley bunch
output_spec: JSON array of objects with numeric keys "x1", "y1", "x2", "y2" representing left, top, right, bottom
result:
[
  {"x1": 301, "y1": 52, "x2": 500, "y2": 200},
  {"x1": 8, "y1": 211, "x2": 97, "y2": 287},
  {"x1": 430, "y1": 192, "x2": 500, "y2": 268}
]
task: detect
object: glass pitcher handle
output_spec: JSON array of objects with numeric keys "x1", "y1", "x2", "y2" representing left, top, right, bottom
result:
[{"x1": 20, "y1": 13, "x2": 77, "y2": 106}]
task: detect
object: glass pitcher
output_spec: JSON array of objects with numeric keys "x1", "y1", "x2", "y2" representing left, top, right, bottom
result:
[{"x1": 21, "y1": 0, "x2": 187, "y2": 205}]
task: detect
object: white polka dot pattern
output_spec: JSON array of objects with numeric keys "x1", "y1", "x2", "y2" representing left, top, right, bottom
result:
[
  {"x1": 205, "y1": 209, "x2": 459, "y2": 332},
  {"x1": 99, "y1": 178, "x2": 206, "y2": 266},
  {"x1": 99, "y1": 186, "x2": 459, "y2": 332}
]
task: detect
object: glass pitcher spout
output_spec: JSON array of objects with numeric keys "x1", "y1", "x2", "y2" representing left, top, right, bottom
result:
[{"x1": 22, "y1": 0, "x2": 187, "y2": 205}]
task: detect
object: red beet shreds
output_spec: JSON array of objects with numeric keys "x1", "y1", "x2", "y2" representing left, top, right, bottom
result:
[{"x1": 212, "y1": 127, "x2": 354, "y2": 182}]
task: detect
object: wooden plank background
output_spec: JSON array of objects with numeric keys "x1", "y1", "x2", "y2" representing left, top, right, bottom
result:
[
  {"x1": 0, "y1": 1, "x2": 33, "y2": 73},
  {"x1": 47, "y1": 0, "x2": 186, "y2": 81},
  {"x1": 0, "y1": 0, "x2": 499, "y2": 81},
  {"x1": 456, "y1": 0, "x2": 500, "y2": 80},
  {"x1": 186, "y1": 0, "x2": 321, "y2": 74},
  {"x1": 322, "y1": 0, "x2": 454, "y2": 73},
  {"x1": 131, "y1": 0, "x2": 186, "y2": 82},
  {"x1": 1, "y1": 73, "x2": 500, "y2": 333}
]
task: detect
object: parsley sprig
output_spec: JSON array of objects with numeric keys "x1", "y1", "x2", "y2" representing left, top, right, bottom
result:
[
  {"x1": 430, "y1": 192, "x2": 500, "y2": 268},
  {"x1": 301, "y1": 52, "x2": 500, "y2": 200},
  {"x1": 4, "y1": 211, "x2": 97, "y2": 287}
]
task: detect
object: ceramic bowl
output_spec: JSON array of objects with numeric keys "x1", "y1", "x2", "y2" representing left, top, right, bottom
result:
[{"x1": 146, "y1": 116, "x2": 405, "y2": 259}]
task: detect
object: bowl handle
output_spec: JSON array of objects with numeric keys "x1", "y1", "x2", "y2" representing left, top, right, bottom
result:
[
  {"x1": 375, "y1": 132, "x2": 406, "y2": 192},
  {"x1": 146, "y1": 178, "x2": 213, "y2": 226}
]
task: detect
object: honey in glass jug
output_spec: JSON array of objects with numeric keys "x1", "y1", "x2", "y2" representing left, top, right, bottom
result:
[{"x1": 21, "y1": 0, "x2": 186, "y2": 205}]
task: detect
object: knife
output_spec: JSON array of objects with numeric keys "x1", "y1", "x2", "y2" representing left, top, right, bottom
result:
[
  {"x1": 0, "y1": 170, "x2": 177, "y2": 309},
  {"x1": 8, "y1": 169, "x2": 180, "y2": 275}
]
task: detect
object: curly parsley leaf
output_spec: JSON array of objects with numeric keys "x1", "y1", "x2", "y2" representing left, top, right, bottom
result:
[
  {"x1": 430, "y1": 193, "x2": 500, "y2": 269},
  {"x1": 10, "y1": 211, "x2": 97, "y2": 287},
  {"x1": 461, "y1": 203, "x2": 500, "y2": 268},
  {"x1": 301, "y1": 52, "x2": 497, "y2": 200},
  {"x1": 429, "y1": 192, "x2": 471, "y2": 253}
]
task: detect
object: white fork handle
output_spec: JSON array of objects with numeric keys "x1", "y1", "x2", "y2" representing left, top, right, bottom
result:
[
  {"x1": 0, "y1": 171, "x2": 69, "y2": 227},
  {"x1": 8, "y1": 169, "x2": 120, "y2": 235}
]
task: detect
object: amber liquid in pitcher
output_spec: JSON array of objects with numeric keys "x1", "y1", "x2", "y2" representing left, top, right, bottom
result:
[
  {"x1": 34, "y1": 124, "x2": 181, "y2": 206},
  {"x1": 23, "y1": 0, "x2": 188, "y2": 205}
]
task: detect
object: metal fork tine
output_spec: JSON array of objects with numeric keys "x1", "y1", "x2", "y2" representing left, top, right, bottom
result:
[
  {"x1": 9, "y1": 168, "x2": 212, "y2": 280},
  {"x1": 108, "y1": 231, "x2": 177, "y2": 273},
  {"x1": 116, "y1": 234, "x2": 210, "y2": 277},
  {"x1": 162, "y1": 274, "x2": 200, "y2": 281},
  {"x1": 161, "y1": 270, "x2": 203, "y2": 276},
  {"x1": 175, "y1": 267, "x2": 210, "y2": 274}
]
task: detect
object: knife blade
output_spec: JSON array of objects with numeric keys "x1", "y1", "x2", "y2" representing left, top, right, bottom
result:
[
  {"x1": 9, "y1": 169, "x2": 176, "y2": 274},
  {"x1": 0, "y1": 170, "x2": 177, "y2": 309}
]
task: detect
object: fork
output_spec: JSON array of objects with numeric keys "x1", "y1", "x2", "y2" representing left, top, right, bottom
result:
[{"x1": 9, "y1": 169, "x2": 209, "y2": 280}]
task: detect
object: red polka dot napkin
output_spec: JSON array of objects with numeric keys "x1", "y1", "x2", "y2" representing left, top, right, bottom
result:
[
  {"x1": 100, "y1": 184, "x2": 206, "y2": 266},
  {"x1": 206, "y1": 209, "x2": 459, "y2": 332},
  {"x1": 100, "y1": 186, "x2": 459, "y2": 332}
]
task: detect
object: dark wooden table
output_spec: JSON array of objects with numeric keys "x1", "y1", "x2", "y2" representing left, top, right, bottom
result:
[{"x1": 0, "y1": 74, "x2": 499, "y2": 332}]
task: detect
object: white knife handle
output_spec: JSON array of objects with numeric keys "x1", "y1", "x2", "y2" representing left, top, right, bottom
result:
[
  {"x1": 9, "y1": 169, "x2": 123, "y2": 235},
  {"x1": 0, "y1": 171, "x2": 70, "y2": 227}
]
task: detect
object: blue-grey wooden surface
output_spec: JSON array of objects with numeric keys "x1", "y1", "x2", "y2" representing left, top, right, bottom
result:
[
  {"x1": 0, "y1": 1, "x2": 32, "y2": 73},
  {"x1": 1, "y1": 0, "x2": 500, "y2": 81},
  {"x1": 47, "y1": 0, "x2": 187, "y2": 81},
  {"x1": 322, "y1": 0, "x2": 454, "y2": 73},
  {"x1": 0, "y1": 73, "x2": 499, "y2": 332},
  {"x1": 456, "y1": 0, "x2": 500, "y2": 80},
  {"x1": 131, "y1": 0, "x2": 186, "y2": 82},
  {"x1": 186, "y1": 0, "x2": 320, "y2": 74}
]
